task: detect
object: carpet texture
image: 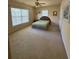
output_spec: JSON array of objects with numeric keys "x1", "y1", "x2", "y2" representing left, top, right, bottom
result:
[{"x1": 9, "y1": 23, "x2": 68, "y2": 59}]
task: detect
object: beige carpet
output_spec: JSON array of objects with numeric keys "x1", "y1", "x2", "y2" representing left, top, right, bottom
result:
[{"x1": 9, "y1": 23, "x2": 68, "y2": 59}]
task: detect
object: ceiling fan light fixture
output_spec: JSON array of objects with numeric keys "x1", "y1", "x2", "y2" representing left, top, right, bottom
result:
[
  {"x1": 35, "y1": 2, "x2": 39, "y2": 6},
  {"x1": 35, "y1": 0, "x2": 46, "y2": 7}
]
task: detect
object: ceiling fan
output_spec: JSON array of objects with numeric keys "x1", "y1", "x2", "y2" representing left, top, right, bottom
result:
[{"x1": 35, "y1": 0, "x2": 46, "y2": 7}]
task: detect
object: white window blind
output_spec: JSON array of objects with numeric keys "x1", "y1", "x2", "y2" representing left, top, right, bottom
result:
[{"x1": 11, "y1": 8, "x2": 29, "y2": 26}]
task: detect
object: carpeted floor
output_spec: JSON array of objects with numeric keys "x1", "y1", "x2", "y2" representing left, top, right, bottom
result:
[{"x1": 9, "y1": 23, "x2": 68, "y2": 59}]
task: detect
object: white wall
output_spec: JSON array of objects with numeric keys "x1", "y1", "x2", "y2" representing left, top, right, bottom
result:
[
  {"x1": 36, "y1": 5, "x2": 60, "y2": 25},
  {"x1": 59, "y1": 0, "x2": 70, "y2": 59}
]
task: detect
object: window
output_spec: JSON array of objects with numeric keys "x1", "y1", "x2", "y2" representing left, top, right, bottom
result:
[
  {"x1": 37, "y1": 10, "x2": 48, "y2": 19},
  {"x1": 41, "y1": 10, "x2": 48, "y2": 16},
  {"x1": 11, "y1": 8, "x2": 29, "y2": 26}
]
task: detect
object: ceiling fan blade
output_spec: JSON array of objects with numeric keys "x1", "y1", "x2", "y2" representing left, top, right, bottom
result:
[
  {"x1": 39, "y1": 3, "x2": 46, "y2": 4},
  {"x1": 39, "y1": 3, "x2": 42, "y2": 6},
  {"x1": 36, "y1": 0, "x2": 38, "y2": 1},
  {"x1": 35, "y1": 0, "x2": 44, "y2": 7}
]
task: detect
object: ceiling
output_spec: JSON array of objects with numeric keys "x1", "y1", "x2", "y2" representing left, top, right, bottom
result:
[{"x1": 15, "y1": 0, "x2": 62, "y2": 7}]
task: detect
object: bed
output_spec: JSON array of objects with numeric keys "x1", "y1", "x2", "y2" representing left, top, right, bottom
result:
[{"x1": 32, "y1": 16, "x2": 51, "y2": 30}]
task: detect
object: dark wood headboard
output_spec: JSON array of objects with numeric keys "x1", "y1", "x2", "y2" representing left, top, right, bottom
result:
[{"x1": 40, "y1": 16, "x2": 51, "y2": 24}]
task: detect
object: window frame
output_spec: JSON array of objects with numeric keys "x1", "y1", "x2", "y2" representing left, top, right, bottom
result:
[
  {"x1": 37, "y1": 10, "x2": 48, "y2": 19},
  {"x1": 11, "y1": 8, "x2": 29, "y2": 26},
  {"x1": 41, "y1": 10, "x2": 48, "y2": 16}
]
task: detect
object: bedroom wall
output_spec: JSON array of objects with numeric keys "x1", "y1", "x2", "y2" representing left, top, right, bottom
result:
[
  {"x1": 8, "y1": 0, "x2": 35, "y2": 34},
  {"x1": 36, "y1": 5, "x2": 60, "y2": 25},
  {"x1": 59, "y1": 0, "x2": 70, "y2": 59}
]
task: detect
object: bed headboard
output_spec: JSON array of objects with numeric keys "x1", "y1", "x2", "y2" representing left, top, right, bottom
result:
[{"x1": 40, "y1": 16, "x2": 51, "y2": 24}]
